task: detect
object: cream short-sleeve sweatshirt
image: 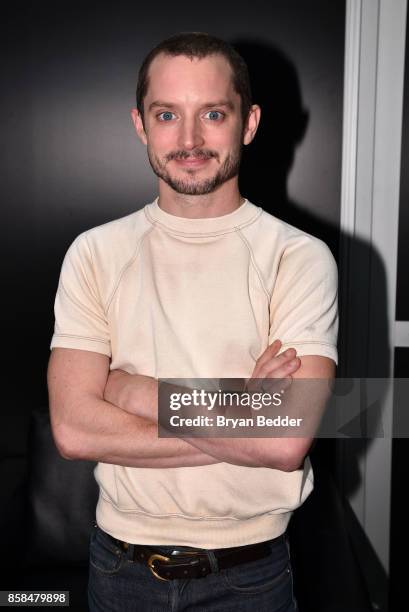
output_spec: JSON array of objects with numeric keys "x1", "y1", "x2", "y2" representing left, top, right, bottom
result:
[{"x1": 50, "y1": 197, "x2": 338, "y2": 548}]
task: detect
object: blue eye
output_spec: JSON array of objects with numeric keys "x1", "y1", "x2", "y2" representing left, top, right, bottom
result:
[
  {"x1": 205, "y1": 110, "x2": 224, "y2": 120},
  {"x1": 158, "y1": 111, "x2": 175, "y2": 121}
]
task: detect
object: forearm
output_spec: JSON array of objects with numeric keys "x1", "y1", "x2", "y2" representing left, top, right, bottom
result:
[
  {"x1": 111, "y1": 374, "x2": 293, "y2": 469},
  {"x1": 181, "y1": 434, "x2": 283, "y2": 469},
  {"x1": 51, "y1": 395, "x2": 220, "y2": 468},
  {"x1": 177, "y1": 396, "x2": 292, "y2": 469},
  {"x1": 180, "y1": 379, "x2": 330, "y2": 470},
  {"x1": 114, "y1": 374, "x2": 328, "y2": 471},
  {"x1": 104, "y1": 347, "x2": 332, "y2": 471}
]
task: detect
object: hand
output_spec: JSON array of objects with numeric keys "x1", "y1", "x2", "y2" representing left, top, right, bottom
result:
[{"x1": 246, "y1": 339, "x2": 301, "y2": 393}]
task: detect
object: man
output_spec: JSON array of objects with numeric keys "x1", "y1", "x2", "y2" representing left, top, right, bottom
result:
[{"x1": 47, "y1": 32, "x2": 338, "y2": 611}]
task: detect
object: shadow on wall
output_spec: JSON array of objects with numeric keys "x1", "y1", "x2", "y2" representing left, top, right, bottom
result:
[{"x1": 236, "y1": 39, "x2": 390, "y2": 611}]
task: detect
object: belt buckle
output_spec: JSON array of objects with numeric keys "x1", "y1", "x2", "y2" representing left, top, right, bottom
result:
[
  {"x1": 147, "y1": 550, "x2": 203, "y2": 581},
  {"x1": 147, "y1": 553, "x2": 172, "y2": 581}
]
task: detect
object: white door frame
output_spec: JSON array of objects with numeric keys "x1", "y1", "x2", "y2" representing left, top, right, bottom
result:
[{"x1": 338, "y1": 0, "x2": 407, "y2": 586}]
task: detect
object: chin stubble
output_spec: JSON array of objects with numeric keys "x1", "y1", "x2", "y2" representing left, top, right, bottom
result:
[{"x1": 147, "y1": 146, "x2": 242, "y2": 195}]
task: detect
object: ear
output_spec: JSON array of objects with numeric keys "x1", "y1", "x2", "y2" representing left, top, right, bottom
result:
[
  {"x1": 242, "y1": 104, "x2": 261, "y2": 146},
  {"x1": 131, "y1": 108, "x2": 147, "y2": 145}
]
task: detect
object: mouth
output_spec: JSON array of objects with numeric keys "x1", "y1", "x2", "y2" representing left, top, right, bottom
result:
[{"x1": 172, "y1": 157, "x2": 212, "y2": 168}]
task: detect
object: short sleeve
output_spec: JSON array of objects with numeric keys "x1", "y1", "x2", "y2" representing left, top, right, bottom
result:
[
  {"x1": 50, "y1": 232, "x2": 111, "y2": 357},
  {"x1": 269, "y1": 237, "x2": 338, "y2": 364}
]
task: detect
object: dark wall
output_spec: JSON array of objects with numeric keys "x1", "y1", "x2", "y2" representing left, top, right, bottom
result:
[{"x1": 3, "y1": 0, "x2": 345, "y2": 410}]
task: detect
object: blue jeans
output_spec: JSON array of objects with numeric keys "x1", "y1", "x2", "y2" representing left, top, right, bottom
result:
[{"x1": 88, "y1": 525, "x2": 298, "y2": 611}]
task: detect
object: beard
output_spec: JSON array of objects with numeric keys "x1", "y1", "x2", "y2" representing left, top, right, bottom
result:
[{"x1": 146, "y1": 144, "x2": 242, "y2": 195}]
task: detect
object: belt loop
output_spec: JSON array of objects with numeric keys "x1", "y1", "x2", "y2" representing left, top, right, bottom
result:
[
  {"x1": 127, "y1": 542, "x2": 135, "y2": 561},
  {"x1": 206, "y1": 550, "x2": 219, "y2": 574},
  {"x1": 117, "y1": 538, "x2": 132, "y2": 560}
]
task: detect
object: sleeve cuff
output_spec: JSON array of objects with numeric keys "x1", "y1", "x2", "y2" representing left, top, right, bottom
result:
[
  {"x1": 50, "y1": 334, "x2": 111, "y2": 357},
  {"x1": 279, "y1": 341, "x2": 338, "y2": 365}
]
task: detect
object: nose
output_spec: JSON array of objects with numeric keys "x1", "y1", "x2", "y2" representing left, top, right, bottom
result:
[{"x1": 177, "y1": 116, "x2": 205, "y2": 151}]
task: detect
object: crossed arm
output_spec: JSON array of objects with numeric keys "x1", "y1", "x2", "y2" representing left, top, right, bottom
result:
[
  {"x1": 47, "y1": 341, "x2": 334, "y2": 471},
  {"x1": 47, "y1": 348, "x2": 219, "y2": 469}
]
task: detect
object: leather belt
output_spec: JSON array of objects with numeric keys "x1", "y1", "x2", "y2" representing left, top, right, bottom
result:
[{"x1": 110, "y1": 534, "x2": 284, "y2": 581}]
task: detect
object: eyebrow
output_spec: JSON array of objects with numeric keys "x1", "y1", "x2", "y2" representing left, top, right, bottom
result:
[{"x1": 148, "y1": 100, "x2": 235, "y2": 112}]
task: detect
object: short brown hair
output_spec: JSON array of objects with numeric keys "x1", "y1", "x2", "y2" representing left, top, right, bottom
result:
[{"x1": 136, "y1": 32, "x2": 252, "y2": 125}]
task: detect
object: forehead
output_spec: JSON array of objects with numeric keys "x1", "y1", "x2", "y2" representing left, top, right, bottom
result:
[{"x1": 145, "y1": 53, "x2": 238, "y2": 106}]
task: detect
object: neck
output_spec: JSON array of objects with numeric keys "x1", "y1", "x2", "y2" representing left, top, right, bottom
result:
[{"x1": 157, "y1": 178, "x2": 244, "y2": 219}]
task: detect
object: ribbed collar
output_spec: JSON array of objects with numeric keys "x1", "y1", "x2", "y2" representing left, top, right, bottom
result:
[{"x1": 144, "y1": 197, "x2": 262, "y2": 236}]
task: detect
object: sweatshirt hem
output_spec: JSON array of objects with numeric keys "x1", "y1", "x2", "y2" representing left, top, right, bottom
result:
[{"x1": 95, "y1": 495, "x2": 292, "y2": 549}]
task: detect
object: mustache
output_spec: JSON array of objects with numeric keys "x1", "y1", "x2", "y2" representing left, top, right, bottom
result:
[{"x1": 165, "y1": 149, "x2": 219, "y2": 162}]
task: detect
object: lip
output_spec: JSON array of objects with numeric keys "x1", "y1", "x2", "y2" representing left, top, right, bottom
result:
[{"x1": 173, "y1": 158, "x2": 211, "y2": 167}]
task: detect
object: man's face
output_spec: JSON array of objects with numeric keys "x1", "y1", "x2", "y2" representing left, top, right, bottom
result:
[{"x1": 133, "y1": 53, "x2": 246, "y2": 196}]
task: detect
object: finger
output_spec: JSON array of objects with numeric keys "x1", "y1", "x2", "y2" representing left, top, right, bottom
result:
[
  {"x1": 260, "y1": 357, "x2": 301, "y2": 380},
  {"x1": 261, "y1": 357, "x2": 301, "y2": 378},
  {"x1": 255, "y1": 339, "x2": 282, "y2": 371},
  {"x1": 247, "y1": 356, "x2": 300, "y2": 392},
  {"x1": 252, "y1": 347, "x2": 297, "y2": 379}
]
